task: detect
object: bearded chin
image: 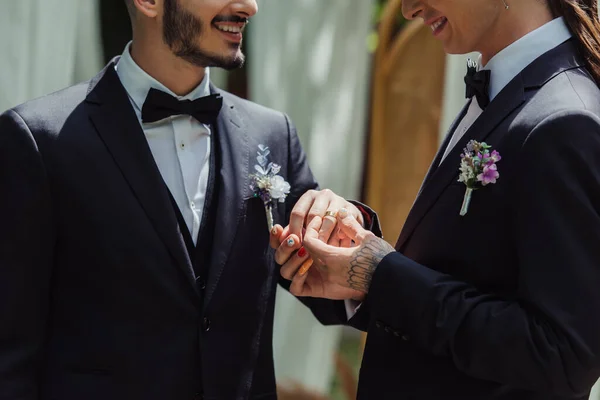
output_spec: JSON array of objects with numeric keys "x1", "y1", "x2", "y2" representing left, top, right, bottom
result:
[
  {"x1": 174, "y1": 44, "x2": 246, "y2": 70},
  {"x1": 162, "y1": 0, "x2": 246, "y2": 70}
]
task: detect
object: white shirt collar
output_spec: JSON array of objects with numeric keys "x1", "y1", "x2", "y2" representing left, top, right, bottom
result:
[
  {"x1": 115, "y1": 41, "x2": 211, "y2": 116},
  {"x1": 479, "y1": 17, "x2": 572, "y2": 100}
]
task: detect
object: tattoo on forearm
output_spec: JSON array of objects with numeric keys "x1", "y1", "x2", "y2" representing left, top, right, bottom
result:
[{"x1": 347, "y1": 237, "x2": 395, "y2": 292}]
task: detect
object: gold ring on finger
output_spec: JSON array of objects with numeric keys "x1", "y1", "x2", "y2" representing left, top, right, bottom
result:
[{"x1": 324, "y1": 210, "x2": 337, "y2": 219}]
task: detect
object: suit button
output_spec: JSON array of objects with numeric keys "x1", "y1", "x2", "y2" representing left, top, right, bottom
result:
[
  {"x1": 202, "y1": 317, "x2": 211, "y2": 332},
  {"x1": 375, "y1": 321, "x2": 382, "y2": 329},
  {"x1": 384, "y1": 327, "x2": 392, "y2": 333},
  {"x1": 196, "y1": 276, "x2": 206, "y2": 290},
  {"x1": 401, "y1": 334, "x2": 410, "y2": 341}
]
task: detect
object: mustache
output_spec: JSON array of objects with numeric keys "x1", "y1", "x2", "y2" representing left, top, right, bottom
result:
[{"x1": 212, "y1": 15, "x2": 249, "y2": 24}]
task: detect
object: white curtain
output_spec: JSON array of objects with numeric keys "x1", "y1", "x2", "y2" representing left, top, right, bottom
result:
[
  {"x1": 249, "y1": 0, "x2": 375, "y2": 393},
  {"x1": 0, "y1": 0, "x2": 103, "y2": 112},
  {"x1": 441, "y1": 53, "x2": 600, "y2": 400}
]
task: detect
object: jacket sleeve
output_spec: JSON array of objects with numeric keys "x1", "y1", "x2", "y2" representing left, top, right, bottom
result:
[
  {"x1": 0, "y1": 110, "x2": 55, "y2": 399},
  {"x1": 360, "y1": 110, "x2": 600, "y2": 396}
]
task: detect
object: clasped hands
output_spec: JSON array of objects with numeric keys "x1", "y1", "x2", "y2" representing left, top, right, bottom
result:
[{"x1": 269, "y1": 189, "x2": 395, "y2": 302}]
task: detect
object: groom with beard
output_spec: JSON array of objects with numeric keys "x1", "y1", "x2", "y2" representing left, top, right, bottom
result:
[{"x1": 0, "y1": 0, "x2": 371, "y2": 399}]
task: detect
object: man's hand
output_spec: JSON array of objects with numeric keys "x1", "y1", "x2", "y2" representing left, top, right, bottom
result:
[
  {"x1": 302, "y1": 209, "x2": 395, "y2": 294},
  {"x1": 270, "y1": 218, "x2": 365, "y2": 301},
  {"x1": 288, "y1": 189, "x2": 363, "y2": 242}
]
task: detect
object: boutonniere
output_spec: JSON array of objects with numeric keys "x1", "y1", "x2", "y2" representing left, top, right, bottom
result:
[
  {"x1": 458, "y1": 140, "x2": 501, "y2": 216},
  {"x1": 250, "y1": 145, "x2": 291, "y2": 232}
]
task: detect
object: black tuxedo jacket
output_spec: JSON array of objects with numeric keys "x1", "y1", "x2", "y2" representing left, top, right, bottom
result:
[
  {"x1": 353, "y1": 40, "x2": 600, "y2": 399},
  {"x1": 0, "y1": 61, "x2": 347, "y2": 400}
]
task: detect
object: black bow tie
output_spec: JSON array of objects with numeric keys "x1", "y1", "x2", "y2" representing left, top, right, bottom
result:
[
  {"x1": 464, "y1": 59, "x2": 491, "y2": 109},
  {"x1": 141, "y1": 88, "x2": 223, "y2": 124}
]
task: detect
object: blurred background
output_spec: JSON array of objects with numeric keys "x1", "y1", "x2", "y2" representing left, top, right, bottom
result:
[{"x1": 1, "y1": 0, "x2": 598, "y2": 399}]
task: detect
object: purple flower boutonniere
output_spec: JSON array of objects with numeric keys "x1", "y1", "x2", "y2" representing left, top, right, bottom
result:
[
  {"x1": 457, "y1": 140, "x2": 501, "y2": 216},
  {"x1": 250, "y1": 145, "x2": 291, "y2": 232}
]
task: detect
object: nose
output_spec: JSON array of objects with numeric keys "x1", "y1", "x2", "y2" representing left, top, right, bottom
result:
[
  {"x1": 232, "y1": 0, "x2": 258, "y2": 18},
  {"x1": 402, "y1": 0, "x2": 424, "y2": 20}
]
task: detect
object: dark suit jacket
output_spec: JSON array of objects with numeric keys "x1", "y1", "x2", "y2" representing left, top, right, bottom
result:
[
  {"x1": 0, "y1": 61, "x2": 347, "y2": 400},
  {"x1": 352, "y1": 40, "x2": 600, "y2": 399}
]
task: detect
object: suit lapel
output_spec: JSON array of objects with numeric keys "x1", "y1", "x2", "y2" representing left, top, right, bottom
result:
[
  {"x1": 419, "y1": 100, "x2": 470, "y2": 194},
  {"x1": 85, "y1": 63, "x2": 199, "y2": 298},
  {"x1": 396, "y1": 40, "x2": 583, "y2": 251},
  {"x1": 203, "y1": 87, "x2": 250, "y2": 311},
  {"x1": 396, "y1": 75, "x2": 525, "y2": 250}
]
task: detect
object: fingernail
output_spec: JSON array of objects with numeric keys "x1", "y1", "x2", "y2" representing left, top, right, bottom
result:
[
  {"x1": 271, "y1": 227, "x2": 278, "y2": 235},
  {"x1": 287, "y1": 237, "x2": 295, "y2": 247},
  {"x1": 298, "y1": 259, "x2": 313, "y2": 276},
  {"x1": 339, "y1": 208, "x2": 349, "y2": 218},
  {"x1": 297, "y1": 247, "x2": 307, "y2": 258}
]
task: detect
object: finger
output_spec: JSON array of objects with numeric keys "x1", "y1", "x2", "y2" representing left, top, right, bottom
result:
[
  {"x1": 340, "y1": 237, "x2": 353, "y2": 248},
  {"x1": 269, "y1": 224, "x2": 284, "y2": 249},
  {"x1": 318, "y1": 213, "x2": 338, "y2": 243},
  {"x1": 280, "y1": 225, "x2": 292, "y2": 243},
  {"x1": 274, "y1": 234, "x2": 301, "y2": 266},
  {"x1": 280, "y1": 246, "x2": 311, "y2": 280},
  {"x1": 297, "y1": 258, "x2": 313, "y2": 276},
  {"x1": 337, "y1": 228, "x2": 349, "y2": 240},
  {"x1": 337, "y1": 211, "x2": 369, "y2": 243},
  {"x1": 289, "y1": 191, "x2": 317, "y2": 241},
  {"x1": 289, "y1": 261, "x2": 311, "y2": 296},
  {"x1": 327, "y1": 231, "x2": 341, "y2": 247},
  {"x1": 306, "y1": 193, "x2": 332, "y2": 228},
  {"x1": 303, "y1": 216, "x2": 333, "y2": 257},
  {"x1": 350, "y1": 204, "x2": 365, "y2": 227}
]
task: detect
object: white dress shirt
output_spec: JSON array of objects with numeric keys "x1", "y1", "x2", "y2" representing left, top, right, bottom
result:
[
  {"x1": 440, "y1": 17, "x2": 572, "y2": 163},
  {"x1": 116, "y1": 42, "x2": 211, "y2": 244}
]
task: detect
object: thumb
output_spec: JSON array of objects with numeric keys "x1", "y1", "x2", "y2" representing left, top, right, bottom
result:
[
  {"x1": 337, "y1": 210, "x2": 368, "y2": 243},
  {"x1": 303, "y1": 216, "x2": 331, "y2": 257}
]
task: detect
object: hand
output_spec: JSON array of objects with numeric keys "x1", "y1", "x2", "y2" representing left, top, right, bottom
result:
[
  {"x1": 270, "y1": 219, "x2": 365, "y2": 300},
  {"x1": 288, "y1": 189, "x2": 364, "y2": 242},
  {"x1": 302, "y1": 209, "x2": 395, "y2": 293}
]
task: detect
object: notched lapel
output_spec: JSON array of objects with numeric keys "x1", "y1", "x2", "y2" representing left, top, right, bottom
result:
[
  {"x1": 396, "y1": 76, "x2": 525, "y2": 250},
  {"x1": 421, "y1": 100, "x2": 470, "y2": 191},
  {"x1": 204, "y1": 90, "x2": 250, "y2": 311},
  {"x1": 85, "y1": 64, "x2": 199, "y2": 298}
]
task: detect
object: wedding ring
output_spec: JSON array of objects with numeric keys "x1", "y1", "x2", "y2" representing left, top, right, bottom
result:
[{"x1": 324, "y1": 210, "x2": 337, "y2": 219}]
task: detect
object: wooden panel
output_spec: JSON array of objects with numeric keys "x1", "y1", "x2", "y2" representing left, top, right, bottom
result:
[{"x1": 365, "y1": 0, "x2": 446, "y2": 241}]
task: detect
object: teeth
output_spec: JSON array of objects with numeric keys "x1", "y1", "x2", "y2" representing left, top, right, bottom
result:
[
  {"x1": 216, "y1": 25, "x2": 242, "y2": 33},
  {"x1": 431, "y1": 18, "x2": 446, "y2": 31}
]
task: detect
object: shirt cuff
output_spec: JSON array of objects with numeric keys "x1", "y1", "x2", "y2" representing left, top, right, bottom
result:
[{"x1": 344, "y1": 299, "x2": 362, "y2": 320}]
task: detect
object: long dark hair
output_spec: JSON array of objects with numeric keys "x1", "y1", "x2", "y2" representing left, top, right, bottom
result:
[{"x1": 547, "y1": 0, "x2": 600, "y2": 84}]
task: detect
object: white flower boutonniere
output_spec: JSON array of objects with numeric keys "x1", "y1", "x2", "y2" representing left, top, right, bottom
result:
[{"x1": 250, "y1": 145, "x2": 291, "y2": 232}]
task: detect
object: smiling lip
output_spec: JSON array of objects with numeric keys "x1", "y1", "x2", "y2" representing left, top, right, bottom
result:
[
  {"x1": 425, "y1": 16, "x2": 448, "y2": 36},
  {"x1": 213, "y1": 22, "x2": 247, "y2": 43}
]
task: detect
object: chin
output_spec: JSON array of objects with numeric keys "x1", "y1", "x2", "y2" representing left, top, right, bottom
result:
[
  {"x1": 443, "y1": 42, "x2": 473, "y2": 56},
  {"x1": 217, "y1": 54, "x2": 245, "y2": 70}
]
